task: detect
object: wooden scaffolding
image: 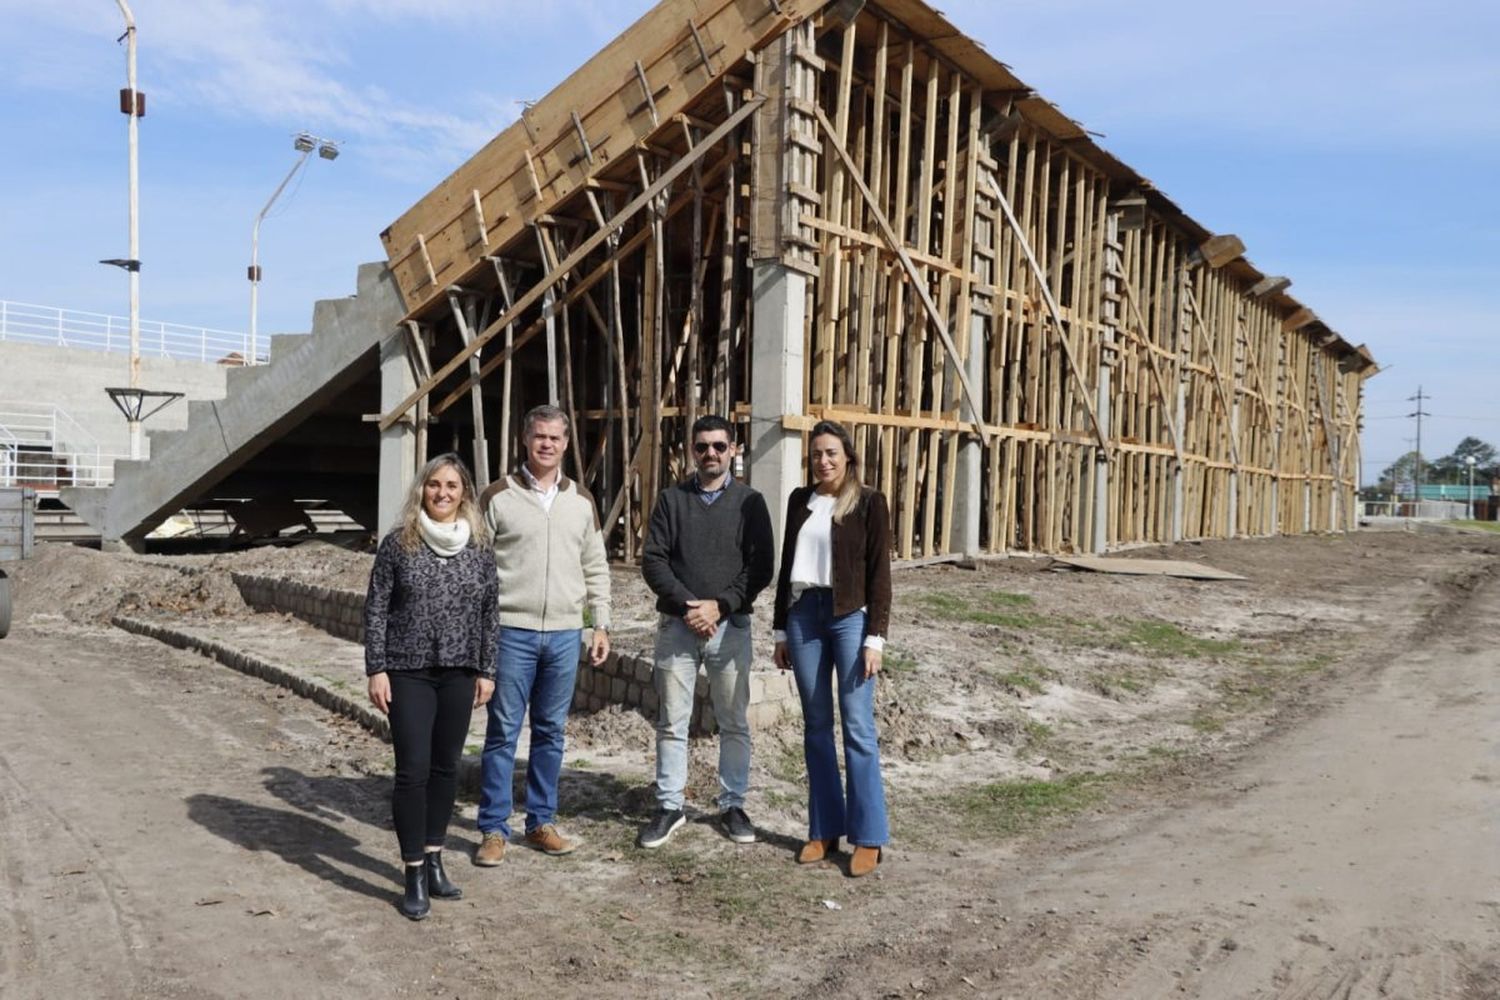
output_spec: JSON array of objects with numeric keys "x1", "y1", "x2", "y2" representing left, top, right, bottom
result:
[{"x1": 375, "y1": 0, "x2": 1375, "y2": 559}]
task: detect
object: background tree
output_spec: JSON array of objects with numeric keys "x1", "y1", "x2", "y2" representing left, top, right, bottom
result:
[
  {"x1": 1375, "y1": 451, "x2": 1425, "y2": 497},
  {"x1": 1429, "y1": 437, "x2": 1498, "y2": 484}
]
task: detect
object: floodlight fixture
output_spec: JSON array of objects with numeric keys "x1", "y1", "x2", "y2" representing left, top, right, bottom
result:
[{"x1": 248, "y1": 130, "x2": 340, "y2": 360}]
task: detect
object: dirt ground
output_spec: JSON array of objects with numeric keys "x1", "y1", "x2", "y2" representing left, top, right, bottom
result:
[{"x1": 1, "y1": 527, "x2": 1497, "y2": 998}]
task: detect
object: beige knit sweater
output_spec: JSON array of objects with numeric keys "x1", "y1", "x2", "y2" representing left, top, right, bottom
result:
[{"x1": 480, "y1": 471, "x2": 612, "y2": 631}]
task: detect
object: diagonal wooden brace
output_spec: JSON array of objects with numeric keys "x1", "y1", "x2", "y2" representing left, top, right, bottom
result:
[
  {"x1": 377, "y1": 95, "x2": 765, "y2": 433},
  {"x1": 813, "y1": 106, "x2": 994, "y2": 448},
  {"x1": 979, "y1": 169, "x2": 1109, "y2": 453}
]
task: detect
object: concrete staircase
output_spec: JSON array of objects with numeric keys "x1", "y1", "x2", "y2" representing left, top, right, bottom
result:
[{"x1": 63, "y1": 263, "x2": 404, "y2": 545}]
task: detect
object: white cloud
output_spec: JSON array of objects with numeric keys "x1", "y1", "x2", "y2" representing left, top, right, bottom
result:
[
  {"x1": 940, "y1": 0, "x2": 1500, "y2": 147},
  {"x1": 0, "y1": 0, "x2": 534, "y2": 177}
]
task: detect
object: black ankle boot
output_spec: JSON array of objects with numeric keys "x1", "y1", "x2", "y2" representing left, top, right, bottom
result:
[
  {"x1": 424, "y1": 852, "x2": 462, "y2": 900},
  {"x1": 400, "y1": 863, "x2": 430, "y2": 920}
]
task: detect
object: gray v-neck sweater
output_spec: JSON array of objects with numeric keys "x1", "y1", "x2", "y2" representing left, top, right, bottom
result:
[{"x1": 641, "y1": 478, "x2": 776, "y2": 617}]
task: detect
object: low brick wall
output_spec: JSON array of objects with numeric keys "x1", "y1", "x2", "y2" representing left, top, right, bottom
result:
[
  {"x1": 232, "y1": 572, "x2": 364, "y2": 643},
  {"x1": 230, "y1": 572, "x2": 796, "y2": 733},
  {"x1": 574, "y1": 650, "x2": 797, "y2": 735}
]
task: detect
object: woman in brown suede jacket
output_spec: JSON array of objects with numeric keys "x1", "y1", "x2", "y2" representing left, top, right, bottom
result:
[{"x1": 772, "y1": 419, "x2": 892, "y2": 877}]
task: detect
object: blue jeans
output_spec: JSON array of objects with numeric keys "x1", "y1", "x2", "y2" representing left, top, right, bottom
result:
[
  {"x1": 653, "y1": 614, "x2": 753, "y2": 812},
  {"x1": 786, "y1": 589, "x2": 889, "y2": 846},
  {"x1": 477, "y1": 627, "x2": 583, "y2": 837}
]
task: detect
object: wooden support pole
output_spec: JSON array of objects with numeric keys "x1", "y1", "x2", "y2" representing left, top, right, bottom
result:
[
  {"x1": 813, "y1": 106, "x2": 993, "y2": 449},
  {"x1": 378, "y1": 97, "x2": 764, "y2": 432},
  {"x1": 979, "y1": 170, "x2": 1107, "y2": 452}
]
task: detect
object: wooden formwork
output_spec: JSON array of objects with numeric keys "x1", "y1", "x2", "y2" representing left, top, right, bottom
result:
[{"x1": 376, "y1": 0, "x2": 1375, "y2": 560}]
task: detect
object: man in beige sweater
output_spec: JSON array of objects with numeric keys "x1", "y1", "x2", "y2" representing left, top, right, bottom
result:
[{"x1": 474, "y1": 405, "x2": 610, "y2": 863}]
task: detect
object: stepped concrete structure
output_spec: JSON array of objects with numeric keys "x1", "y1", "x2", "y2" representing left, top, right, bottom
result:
[
  {"x1": 63, "y1": 263, "x2": 404, "y2": 546},
  {"x1": 0, "y1": 346, "x2": 228, "y2": 458}
]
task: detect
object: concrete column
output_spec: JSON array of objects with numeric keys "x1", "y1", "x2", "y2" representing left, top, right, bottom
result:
[
  {"x1": 377, "y1": 329, "x2": 416, "y2": 536},
  {"x1": 1229, "y1": 397, "x2": 1240, "y2": 538},
  {"x1": 749, "y1": 262, "x2": 806, "y2": 546},
  {"x1": 951, "y1": 310, "x2": 987, "y2": 556},
  {"x1": 1093, "y1": 362, "x2": 1113, "y2": 554}
]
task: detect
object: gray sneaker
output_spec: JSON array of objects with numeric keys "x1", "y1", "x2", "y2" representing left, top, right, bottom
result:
[
  {"x1": 720, "y1": 807, "x2": 756, "y2": 844},
  {"x1": 638, "y1": 808, "x2": 686, "y2": 849}
]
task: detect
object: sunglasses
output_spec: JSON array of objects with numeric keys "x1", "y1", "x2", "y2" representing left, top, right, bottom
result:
[{"x1": 693, "y1": 440, "x2": 730, "y2": 454}]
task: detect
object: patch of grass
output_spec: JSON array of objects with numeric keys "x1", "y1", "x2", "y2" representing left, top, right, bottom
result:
[
  {"x1": 1090, "y1": 668, "x2": 1153, "y2": 697},
  {"x1": 1287, "y1": 653, "x2": 1335, "y2": 676},
  {"x1": 1189, "y1": 712, "x2": 1224, "y2": 733},
  {"x1": 916, "y1": 589, "x2": 1046, "y2": 629},
  {"x1": 624, "y1": 844, "x2": 799, "y2": 929},
  {"x1": 769, "y1": 742, "x2": 806, "y2": 784},
  {"x1": 1109, "y1": 619, "x2": 1241, "y2": 658},
  {"x1": 918, "y1": 592, "x2": 971, "y2": 615},
  {"x1": 571, "y1": 757, "x2": 593, "y2": 770},
  {"x1": 1454, "y1": 519, "x2": 1500, "y2": 534},
  {"x1": 882, "y1": 648, "x2": 919, "y2": 675},
  {"x1": 1002, "y1": 671, "x2": 1050, "y2": 695},
  {"x1": 947, "y1": 774, "x2": 1106, "y2": 838},
  {"x1": 1023, "y1": 719, "x2": 1054, "y2": 747},
  {"x1": 763, "y1": 788, "x2": 801, "y2": 811}
]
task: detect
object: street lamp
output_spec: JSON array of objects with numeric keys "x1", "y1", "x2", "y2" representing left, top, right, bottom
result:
[
  {"x1": 106, "y1": 0, "x2": 146, "y2": 457},
  {"x1": 1466, "y1": 455, "x2": 1478, "y2": 520},
  {"x1": 247, "y1": 132, "x2": 339, "y2": 363}
]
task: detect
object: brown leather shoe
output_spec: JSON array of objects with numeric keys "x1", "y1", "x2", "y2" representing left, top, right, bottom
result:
[
  {"x1": 796, "y1": 838, "x2": 838, "y2": 864},
  {"x1": 473, "y1": 832, "x2": 507, "y2": 867},
  {"x1": 848, "y1": 845, "x2": 882, "y2": 877},
  {"x1": 524, "y1": 824, "x2": 577, "y2": 855}
]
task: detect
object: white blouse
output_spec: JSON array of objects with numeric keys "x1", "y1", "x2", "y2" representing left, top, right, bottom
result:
[
  {"x1": 789, "y1": 493, "x2": 836, "y2": 594},
  {"x1": 775, "y1": 491, "x2": 884, "y2": 651}
]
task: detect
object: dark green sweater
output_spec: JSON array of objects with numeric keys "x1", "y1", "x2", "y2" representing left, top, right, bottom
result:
[{"x1": 641, "y1": 478, "x2": 775, "y2": 617}]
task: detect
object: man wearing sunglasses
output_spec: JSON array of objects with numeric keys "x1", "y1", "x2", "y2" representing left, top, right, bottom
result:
[{"x1": 639, "y1": 414, "x2": 775, "y2": 848}]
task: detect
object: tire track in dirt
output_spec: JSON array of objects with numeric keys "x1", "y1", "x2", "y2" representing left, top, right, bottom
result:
[{"x1": 0, "y1": 686, "x2": 150, "y2": 998}]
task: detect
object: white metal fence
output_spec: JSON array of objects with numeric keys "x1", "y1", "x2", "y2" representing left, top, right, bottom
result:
[
  {"x1": 0, "y1": 299, "x2": 262, "y2": 365},
  {"x1": 0, "y1": 403, "x2": 126, "y2": 493}
]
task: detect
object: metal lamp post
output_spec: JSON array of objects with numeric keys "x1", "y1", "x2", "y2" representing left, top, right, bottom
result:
[
  {"x1": 247, "y1": 133, "x2": 339, "y2": 363},
  {"x1": 108, "y1": 0, "x2": 145, "y2": 458},
  {"x1": 1466, "y1": 455, "x2": 1478, "y2": 520}
]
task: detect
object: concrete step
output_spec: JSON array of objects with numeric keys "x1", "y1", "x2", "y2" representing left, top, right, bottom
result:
[
  {"x1": 34, "y1": 509, "x2": 101, "y2": 542},
  {"x1": 268, "y1": 333, "x2": 308, "y2": 363},
  {"x1": 61, "y1": 262, "x2": 404, "y2": 544}
]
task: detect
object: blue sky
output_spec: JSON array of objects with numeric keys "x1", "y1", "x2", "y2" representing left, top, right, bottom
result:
[{"x1": 1, "y1": 0, "x2": 1495, "y2": 482}]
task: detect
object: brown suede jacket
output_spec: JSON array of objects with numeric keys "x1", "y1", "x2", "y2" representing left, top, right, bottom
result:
[{"x1": 772, "y1": 485, "x2": 893, "y2": 638}]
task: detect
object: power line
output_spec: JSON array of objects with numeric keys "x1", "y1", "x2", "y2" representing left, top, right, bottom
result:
[{"x1": 1408, "y1": 386, "x2": 1430, "y2": 499}]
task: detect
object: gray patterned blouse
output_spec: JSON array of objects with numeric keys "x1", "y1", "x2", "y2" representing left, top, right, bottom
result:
[{"x1": 363, "y1": 532, "x2": 499, "y2": 677}]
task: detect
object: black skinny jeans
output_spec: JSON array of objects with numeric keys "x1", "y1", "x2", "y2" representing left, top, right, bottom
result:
[{"x1": 388, "y1": 668, "x2": 476, "y2": 862}]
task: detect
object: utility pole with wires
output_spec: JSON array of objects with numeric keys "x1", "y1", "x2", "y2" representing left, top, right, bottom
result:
[{"x1": 1408, "y1": 386, "x2": 1430, "y2": 504}]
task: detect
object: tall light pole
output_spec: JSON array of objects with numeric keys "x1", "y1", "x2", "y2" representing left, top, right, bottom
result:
[
  {"x1": 110, "y1": 1, "x2": 144, "y2": 458},
  {"x1": 248, "y1": 132, "x2": 339, "y2": 363},
  {"x1": 1467, "y1": 455, "x2": 1478, "y2": 520}
]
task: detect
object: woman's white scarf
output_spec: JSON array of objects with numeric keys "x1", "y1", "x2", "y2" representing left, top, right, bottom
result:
[{"x1": 417, "y1": 508, "x2": 470, "y2": 558}]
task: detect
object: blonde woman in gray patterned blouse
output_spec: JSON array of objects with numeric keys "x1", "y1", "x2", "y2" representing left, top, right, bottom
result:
[{"x1": 364, "y1": 453, "x2": 498, "y2": 920}]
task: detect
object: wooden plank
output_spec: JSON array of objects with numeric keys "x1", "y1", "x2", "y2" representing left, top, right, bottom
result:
[
  {"x1": 379, "y1": 99, "x2": 762, "y2": 432},
  {"x1": 814, "y1": 106, "x2": 993, "y2": 453},
  {"x1": 380, "y1": 0, "x2": 820, "y2": 315},
  {"x1": 979, "y1": 168, "x2": 1107, "y2": 452}
]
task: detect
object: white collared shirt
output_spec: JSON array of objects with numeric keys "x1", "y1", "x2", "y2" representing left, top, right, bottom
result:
[{"x1": 520, "y1": 463, "x2": 560, "y2": 512}]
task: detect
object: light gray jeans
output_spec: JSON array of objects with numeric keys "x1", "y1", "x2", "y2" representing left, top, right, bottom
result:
[{"x1": 653, "y1": 613, "x2": 753, "y2": 812}]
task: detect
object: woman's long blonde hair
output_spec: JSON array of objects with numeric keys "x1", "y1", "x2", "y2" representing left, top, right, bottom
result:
[
  {"x1": 809, "y1": 419, "x2": 863, "y2": 523},
  {"x1": 396, "y1": 453, "x2": 490, "y2": 551}
]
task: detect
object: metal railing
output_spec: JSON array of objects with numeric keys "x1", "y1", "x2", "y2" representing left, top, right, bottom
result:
[
  {"x1": 0, "y1": 403, "x2": 126, "y2": 493},
  {"x1": 0, "y1": 299, "x2": 263, "y2": 365}
]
